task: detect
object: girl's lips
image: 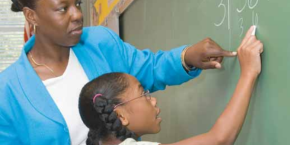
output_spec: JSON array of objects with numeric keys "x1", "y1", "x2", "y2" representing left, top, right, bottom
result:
[{"x1": 156, "y1": 108, "x2": 161, "y2": 119}]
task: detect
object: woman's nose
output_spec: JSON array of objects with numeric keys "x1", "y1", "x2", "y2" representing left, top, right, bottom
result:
[{"x1": 70, "y1": 6, "x2": 83, "y2": 24}]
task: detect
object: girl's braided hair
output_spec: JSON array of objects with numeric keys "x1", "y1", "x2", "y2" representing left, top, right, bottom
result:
[{"x1": 79, "y1": 73, "x2": 137, "y2": 145}]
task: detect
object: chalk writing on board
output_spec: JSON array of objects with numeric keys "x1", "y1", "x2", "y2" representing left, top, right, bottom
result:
[
  {"x1": 214, "y1": 0, "x2": 260, "y2": 37},
  {"x1": 214, "y1": 0, "x2": 230, "y2": 30},
  {"x1": 248, "y1": 0, "x2": 259, "y2": 9},
  {"x1": 237, "y1": 0, "x2": 259, "y2": 13},
  {"x1": 238, "y1": 18, "x2": 244, "y2": 37},
  {"x1": 237, "y1": 0, "x2": 259, "y2": 37}
]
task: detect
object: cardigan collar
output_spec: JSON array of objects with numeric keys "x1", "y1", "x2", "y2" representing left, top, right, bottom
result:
[{"x1": 15, "y1": 34, "x2": 98, "y2": 125}]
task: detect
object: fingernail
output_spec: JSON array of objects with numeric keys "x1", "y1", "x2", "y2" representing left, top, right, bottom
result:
[
  {"x1": 232, "y1": 51, "x2": 237, "y2": 55},
  {"x1": 251, "y1": 25, "x2": 257, "y2": 36},
  {"x1": 215, "y1": 63, "x2": 222, "y2": 69}
]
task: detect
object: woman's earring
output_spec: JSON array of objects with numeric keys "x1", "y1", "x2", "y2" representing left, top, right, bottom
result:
[{"x1": 33, "y1": 25, "x2": 36, "y2": 34}]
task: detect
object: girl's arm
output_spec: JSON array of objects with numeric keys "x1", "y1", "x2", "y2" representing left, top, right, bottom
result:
[{"x1": 163, "y1": 26, "x2": 263, "y2": 145}]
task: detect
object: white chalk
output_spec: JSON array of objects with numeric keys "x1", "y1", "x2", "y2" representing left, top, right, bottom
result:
[{"x1": 251, "y1": 25, "x2": 257, "y2": 36}]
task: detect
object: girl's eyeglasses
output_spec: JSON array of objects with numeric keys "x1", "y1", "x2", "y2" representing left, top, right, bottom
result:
[{"x1": 114, "y1": 90, "x2": 151, "y2": 109}]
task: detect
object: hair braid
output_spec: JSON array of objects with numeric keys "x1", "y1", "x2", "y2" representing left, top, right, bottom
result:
[
  {"x1": 86, "y1": 130, "x2": 100, "y2": 145},
  {"x1": 94, "y1": 96, "x2": 137, "y2": 141},
  {"x1": 79, "y1": 73, "x2": 138, "y2": 144}
]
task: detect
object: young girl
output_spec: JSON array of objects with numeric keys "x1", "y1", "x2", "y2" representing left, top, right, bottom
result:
[{"x1": 79, "y1": 26, "x2": 263, "y2": 145}]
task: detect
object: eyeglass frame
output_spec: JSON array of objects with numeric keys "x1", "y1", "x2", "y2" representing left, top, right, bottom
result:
[{"x1": 114, "y1": 90, "x2": 151, "y2": 109}]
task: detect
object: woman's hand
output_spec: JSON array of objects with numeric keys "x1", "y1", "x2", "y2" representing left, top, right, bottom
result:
[
  {"x1": 184, "y1": 38, "x2": 237, "y2": 70},
  {"x1": 238, "y1": 26, "x2": 263, "y2": 78}
]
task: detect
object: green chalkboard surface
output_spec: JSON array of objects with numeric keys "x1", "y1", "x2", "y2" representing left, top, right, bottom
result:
[{"x1": 120, "y1": 0, "x2": 290, "y2": 144}]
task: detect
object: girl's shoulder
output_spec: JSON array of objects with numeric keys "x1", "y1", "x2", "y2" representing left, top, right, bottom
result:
[{"x1": 119, "y1": 138, "x2": 160, "y2": 145}]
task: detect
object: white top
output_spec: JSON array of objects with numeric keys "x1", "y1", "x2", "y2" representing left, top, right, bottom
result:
[
  {"x1": 43, "y1": 49, "x2": 89, "y2": 145},
  {"x1": 119, "y1": 138, "x2": 160, "y2": 145}
]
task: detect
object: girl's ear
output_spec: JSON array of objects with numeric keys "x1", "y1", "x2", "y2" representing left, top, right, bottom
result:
[{"x1": 115, "y1": 109, "x2": 129, "y2": 126}]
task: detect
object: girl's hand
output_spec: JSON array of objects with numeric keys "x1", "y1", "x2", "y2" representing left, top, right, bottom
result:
[{"x1": 238, "y1": 26, "x2": 264, "y2": 78}]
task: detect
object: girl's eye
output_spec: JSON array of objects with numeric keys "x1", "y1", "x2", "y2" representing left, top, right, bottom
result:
[
  {"x1": 76, "y1": 1, "x2": 83, "y2": 7},
  {"x1": 59, "y1": 7, "x2": 66, "y2": 12}
]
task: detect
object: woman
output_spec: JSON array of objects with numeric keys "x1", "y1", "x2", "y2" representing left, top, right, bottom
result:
[
  {"x1": 0, "y1": 0, "x2": 236, "y2": 144},
  {"x1": 79, "y1": 26, "x2": 263, "y2": 145}
]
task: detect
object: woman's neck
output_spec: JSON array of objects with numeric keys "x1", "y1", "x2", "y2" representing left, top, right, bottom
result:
[
  {"x1": 28, "y1": 35, "x2": 71, "y2": 80},
  {"x1": 31, "y1": 36, "x2": 70, "y2": 64}
]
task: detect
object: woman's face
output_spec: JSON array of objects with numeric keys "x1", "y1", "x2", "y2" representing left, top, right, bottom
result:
[
  {"x1": 116, "y1": 75, "x2": 162, "y2": 136},
  {"x1": 33, "y1": 0, "x2": 83, "y2": 46}
]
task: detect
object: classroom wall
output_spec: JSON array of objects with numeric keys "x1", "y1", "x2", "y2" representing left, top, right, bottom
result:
[
  {"x1": 81, "y1": 0, "x2": 92, "y2": 26},
  {"x1": 120, "y1": 0, "x2": 290, "y2": 144}
]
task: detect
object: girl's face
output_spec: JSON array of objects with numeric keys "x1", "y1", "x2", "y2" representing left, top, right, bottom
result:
[
  {"x1": 32, "y1": 0, "x2": 83, "y2": 46},
  {"x1": 115, "y1": 75, "x2": 162, "y2": 136}
]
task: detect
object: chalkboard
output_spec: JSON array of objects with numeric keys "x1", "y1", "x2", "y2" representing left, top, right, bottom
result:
[{"x1": 120, "y1": 0, "x2": 290, "y2": 144}]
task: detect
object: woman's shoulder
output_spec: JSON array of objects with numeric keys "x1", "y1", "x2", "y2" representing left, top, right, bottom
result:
[
  {"x1": 119, "y1": 138, "x2": 160, "y2": 145},
  {"x1": 0, "y1": 60, "x2": 20, "y2": 92},
  {"x1": 81, "y1": 26, "x2": 121, "y2": 45},
  {"x1": 83, "y1": 26, "x2": 115, "y2": 35},
  {"x1": 77, "y1": 26, "x2": 125, "y2": 59},
  {"x1": 0, "y1": 63, "x2": 17, "y2": 83}
]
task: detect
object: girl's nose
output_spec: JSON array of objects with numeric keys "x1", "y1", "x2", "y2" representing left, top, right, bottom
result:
[{"x1": 151, "y1": 97, "x2": 157, "y2": 107}]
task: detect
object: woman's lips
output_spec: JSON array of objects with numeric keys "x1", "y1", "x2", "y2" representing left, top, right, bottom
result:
[
  {"x1": 71, "y1": 29, "x2": 83, "y2": 35},
  {"x1": 70, "y1": 27, "x2": 83, "y2": 35}
]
